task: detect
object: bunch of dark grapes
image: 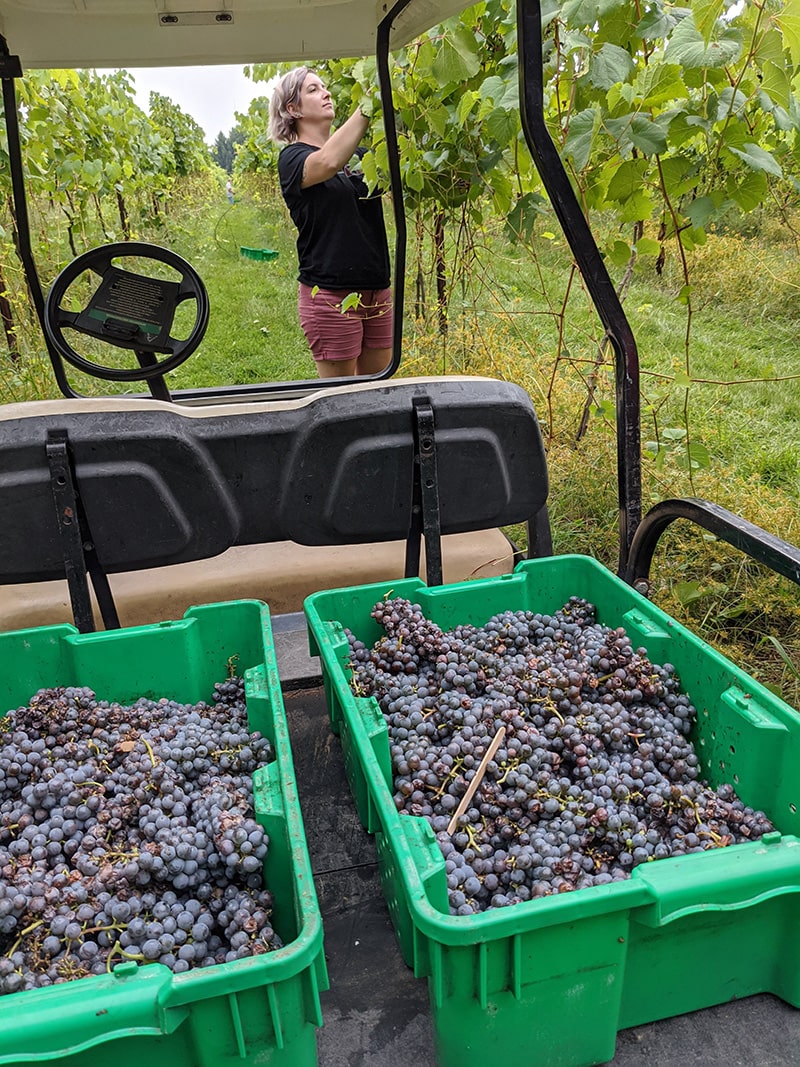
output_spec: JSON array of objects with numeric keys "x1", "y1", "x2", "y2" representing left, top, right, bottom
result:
[
  {"x1": 0, "y1": 677, "x2": 281, "y2": 995},
  {"x1": 347, "y1": 597, "x2": 775, "y2": 915}
]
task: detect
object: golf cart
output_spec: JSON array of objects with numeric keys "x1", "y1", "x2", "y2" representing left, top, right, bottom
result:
[{"x1": 2, "y1": 0, "x2": 800, "y2": 1062}]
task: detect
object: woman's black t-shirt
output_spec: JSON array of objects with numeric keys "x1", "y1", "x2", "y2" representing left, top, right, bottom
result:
[{"x1": 278, "y1": 142, "x2": 390, "y2": 291}]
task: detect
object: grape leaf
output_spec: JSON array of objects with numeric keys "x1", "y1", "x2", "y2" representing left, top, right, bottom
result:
[
  {"x1": 664, "y1": 18, "x2": 743, "y2": 69},
  {"x1": 776, "y1": 0, "x2": 800, "y2": 69},
  {"x1": 340, "y1": 292, "x2": 362, "y2": 313},
  {"x1": 676, "y1": 580, "x2": 707, "y2": 606},
  {"x1": 589, "y1": 43, "x2": 634, "y2": 90},
  {"x1": 635, "y1": 237, "x2": 661, "y2": 255},
  {"x1": 693, "y1": 0, "x2": 725, "y2": 45},
  {"x1": 634, "y1": 63, "x2": 688, "y2": 107},
  {"x1": 564, "y1": 108, "x2": 596, "y2": 171},
  {"x1": 728, "y1": 169, "x2": 768, "y2": 212},
  {"x1": 728, "y1": 142, "x2": 783, "y2": 178},
  {"x1": 432, "y1": 29, "x2": 481, "y2": 84},
  {"x1": 759, "y1": 61, "x2": 792, "y2": 111}
]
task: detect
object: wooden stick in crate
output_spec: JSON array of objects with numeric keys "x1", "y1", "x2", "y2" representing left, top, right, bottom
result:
[{"x1": 446, "y1": 724, "x2": 506, "y2": 836}]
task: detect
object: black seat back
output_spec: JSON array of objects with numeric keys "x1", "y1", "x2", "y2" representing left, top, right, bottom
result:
[{"x1": 0, "y1": 377, "x2": 549, "y2": 584}]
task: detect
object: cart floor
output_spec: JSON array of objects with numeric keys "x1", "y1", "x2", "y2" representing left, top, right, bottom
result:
[{"x1": 283, "y1": 683, "x2": 800, "y2": 1066}]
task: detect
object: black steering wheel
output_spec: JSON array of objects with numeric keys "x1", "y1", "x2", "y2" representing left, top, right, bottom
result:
[{"x1": 44, "y1": 242, "x2": 210, "y2": 385}]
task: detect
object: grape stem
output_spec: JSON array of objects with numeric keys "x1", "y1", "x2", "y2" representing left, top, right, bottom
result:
[
  {"x1": 446, "y1": 725, "x2": 506, "y2": 835},
  {"x1": 142, "y1": 736, "x2": 158, "y2": 767}
]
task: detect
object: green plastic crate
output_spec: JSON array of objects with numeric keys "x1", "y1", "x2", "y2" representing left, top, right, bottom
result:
[
  {"x1": 0, "y1": 601, "x2": 328, "y2": 1067},
  {"x1": 305, "y1": 555, "x2": 800, "y2": 1067},
  {"x1": 240, "y1": 247, "x2": 279, "y2": 261}
]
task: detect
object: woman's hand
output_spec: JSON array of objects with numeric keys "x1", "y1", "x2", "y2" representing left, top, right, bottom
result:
[{"x1": 301, "y1": 106, "x2": 370, "y2": 188}]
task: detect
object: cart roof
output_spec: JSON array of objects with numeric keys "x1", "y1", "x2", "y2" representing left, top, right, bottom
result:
[{"x1": 1, "y1": 0, "x2": 457, "y2": 70}]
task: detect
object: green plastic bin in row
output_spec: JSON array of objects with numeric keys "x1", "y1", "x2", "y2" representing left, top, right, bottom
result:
[
  {"x1": 0, "y1": 601, "x2": 327, "y2": 1067},
  {"x1": 305, "y1": 554, "x2": 800, "y2": 1067},
  {"x1": 240, "y1": 247, "x2": 279, "y2": 261}
]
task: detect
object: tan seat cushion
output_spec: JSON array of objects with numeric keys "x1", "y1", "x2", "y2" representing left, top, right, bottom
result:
[{"x1": 0, "y1": 531, "x2": 517, "y2": 631}]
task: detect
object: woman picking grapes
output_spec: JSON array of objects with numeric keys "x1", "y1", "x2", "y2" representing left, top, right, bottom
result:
[{"x1": 269, "y1": 68, "x2": 392, "y2": 379}]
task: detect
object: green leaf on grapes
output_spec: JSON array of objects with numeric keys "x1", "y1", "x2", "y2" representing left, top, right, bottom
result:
[
  {"x1": 561, "y1": 0, "x2": 600, "y2": 26},
  {"x1": 677, "y1": 440, "x2": 711, "y2": 470},
  {"x1": 605, "y1": 158, "x2": 648, "y2": 201},
  {"x1": 620, "y1": 190, "x2": 654, "y2": 223},
  {"x1": 715, "y1": 87, "x2": 748, "y2": 121},
  {"x1": 404, "y1": 162, "x2": 424, "y2": 191},
  {"x1": 360, "y1": 150, "x2": 378, "y2": 191},
  {"x1": 479, "y1": 76, "x2": 505, "y2": 104},
  {"x1": 605, "y1": 114, "x2": 668, "y2": 156},
  {"x1": 690, "y1": 441, "x2": 711, "y2": 469},
  {"x1": 634, "y1": 63, "x2": 687, "y2": 107},
  {"x1": 630, "y1": 114, "x2": 670, "y2": 155},
  {"x1": 753, "y1": 26, "x2": 786, "y2": 66},
  {"x1": 427, "y1": 105, "x2": 450, "y2": 138},
  {"x1": 635, "y1": 7, "x2": 674, "y2": 40},
  {"x1": 505, "y1": 192, "x2": 546, "y2": 242},
  {"x1": 608, "y1": 240, "x2": 631, "y2": 266},
  {"x1": 659, "y1": 154, "x2": 699, "y2": 199},
  {"x1": 608, "y1": 82, "x2": 637, "y2": 108},
  {"x1": 485, "y1": 106, "x2": 518, "y2": 144},
  {"x1": 685, "y1": 196, "x2": 717, "y2": 227},
  {"x1": 489, "y1": 170, "x2": 514, "y2": 213}
]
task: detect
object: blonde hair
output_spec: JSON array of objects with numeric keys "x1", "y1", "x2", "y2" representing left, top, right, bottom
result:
[{"x1": 268, "y1": 67, "x2": 311, "y2": 143}]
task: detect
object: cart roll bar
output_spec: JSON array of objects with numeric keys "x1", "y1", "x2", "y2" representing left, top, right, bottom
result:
[
  {"x1": 624, "y1": 498, "x2": 800, "y2": 592},
  {"x1": 0, "y1": 37, "x2": 76, "y2": 397},
  {"x1": 377, "y1": 0, "x2": 408, "y2": 380},
  {"x1": 516, "y1": 0, "x2": 642, "y2": 575}
]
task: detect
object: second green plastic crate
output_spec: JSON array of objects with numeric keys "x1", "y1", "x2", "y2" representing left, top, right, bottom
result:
[
  {"x1": 240, "y1": 246, "x2": 279, "y2": 261},
  {"x1": 305, "y1": 554, "x2": 800, "y2": 1067}
]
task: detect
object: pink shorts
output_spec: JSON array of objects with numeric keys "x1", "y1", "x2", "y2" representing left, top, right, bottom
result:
[{"x1": 298, "y1": 283, "x2": 393, "y2": 362}]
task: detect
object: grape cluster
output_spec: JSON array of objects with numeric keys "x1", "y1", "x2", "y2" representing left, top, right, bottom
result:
[
  {"x1": 0, "y1": 677, "x2": 281, "y2": 995},
  {"x1": 347, "y1": 597, "x2": 775, "y2": 915}
]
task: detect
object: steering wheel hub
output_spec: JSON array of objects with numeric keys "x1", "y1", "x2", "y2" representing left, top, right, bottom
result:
[{"x1": 44, "y1": 242, "x2": 210, "y2": 384}]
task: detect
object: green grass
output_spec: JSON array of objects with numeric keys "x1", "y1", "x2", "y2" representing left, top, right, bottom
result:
[{"x1": 168, "y1": 193, "x2": 314, "y2": 388}]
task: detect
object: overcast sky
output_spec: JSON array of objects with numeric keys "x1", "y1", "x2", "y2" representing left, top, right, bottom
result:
[{"x1": 129, "y1": 65, "x2": 267, "y2": 142}]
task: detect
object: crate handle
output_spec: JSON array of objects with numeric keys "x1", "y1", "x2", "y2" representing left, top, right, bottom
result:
[
  {"x1": 400, "y1": 817, "x2": 450, "y2": 913},
  {"x1": 0, "y1": 963, "x2": 189, "y2": 1061},
  {"x1": 633, "y1": 834, "x2": 800, "y2": 927}
]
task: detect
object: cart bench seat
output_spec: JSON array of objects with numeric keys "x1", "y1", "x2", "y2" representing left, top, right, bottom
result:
[
  {"x1": 0, "y1": 376, "x2": 548, "y2": 631},
  {"x1": 0, "y1": 530, "x2": 514, "y2": 631}
]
